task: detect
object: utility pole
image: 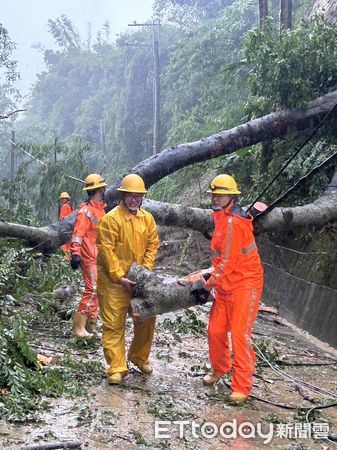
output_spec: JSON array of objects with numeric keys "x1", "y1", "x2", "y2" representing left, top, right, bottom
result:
[
  {"x1": 152, "y1": 23, "x2": 160, "y2": 156},
  {"x1": 100, "y1": 118, "x2": 106, "y2": 156},
  {"x1": 10, "y1": 130, "x2": 15, "y2": 178},
  {"x1": 54, "y1": 137, "x2": 58, "y2": 163},
  {"x1": 128, "y1": 20, "x2": 161, "y2": 155}
]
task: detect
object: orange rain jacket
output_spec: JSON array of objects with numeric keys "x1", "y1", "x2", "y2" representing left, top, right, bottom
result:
[
  {"x1": 59, "y1": 201, "x2": 73, "y2": 220},
  {"x1": 59, "y1": 201, "x2": 74, "y2": 255},
  {"x1": 206, "y1": 203, "x2": 263, "y2": 293},
  {"x1": 71, "y1": 200, "x2": 106, "y2": 262}
]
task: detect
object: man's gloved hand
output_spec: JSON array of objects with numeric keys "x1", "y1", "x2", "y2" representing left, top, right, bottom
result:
[
  {"x1": 190, "y1": 279, "x2": 211, "y2": 305},
  {"x1": 70, "y1": 255, "x2": 81, "y2": 270},
  {"x1": 191, "y1": 286, "x2": 210, "y2": 305},
  {"x1": 201, "y1": 272, "x2": 212, "y2": 282}
]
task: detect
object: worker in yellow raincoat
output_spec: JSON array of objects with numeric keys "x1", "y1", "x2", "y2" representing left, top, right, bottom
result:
[{"x1": 97, "y1": 174, "x2": 160, "y2": 385}]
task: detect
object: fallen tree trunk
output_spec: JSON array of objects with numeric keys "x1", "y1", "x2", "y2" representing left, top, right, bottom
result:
[
  {"x1": 142, "y1": 187, "x2": 337, "y2": 236},
  {"x1": 105, "y1": 90, "x2": 337, "y2": 206},
  {"x1": 1, "y1": 189, "x2": 337, "y2": 251},
  {"x1": 129, "y1": 264, "x2": 204, "y2": 322},
  {"x1": 0, "y1": 212, "x2": 76, "y2": 252},
  {"x1": 254, "y1": 191, "x2": 337, "y2": 234},
  {"x1": 1, "y1": 91, "x2": 337, "y2": 250}
]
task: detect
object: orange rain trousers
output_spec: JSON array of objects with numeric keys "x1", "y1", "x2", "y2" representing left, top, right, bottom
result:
[
  {"x1": 71, "y1": 200, "x2": 106, "y2": 320},
  {"x1": 59, "y1": 201, "x2": 73, "y2": 258},
  {"x1": 77, "y1": 262, "x2": 99, "y2": 319},
  {"x1": 208, "y1": 287, "x2": 262, "y2": 396}
]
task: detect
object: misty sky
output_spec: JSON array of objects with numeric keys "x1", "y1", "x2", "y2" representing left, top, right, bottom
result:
[{"x1": 0, "y1": 0, "x2": 154, "y2": 96}]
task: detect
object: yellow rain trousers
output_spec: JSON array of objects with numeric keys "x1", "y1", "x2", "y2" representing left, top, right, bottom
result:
[{"x1": 97, "y1": 202, "x2": 160, "y2": 376}]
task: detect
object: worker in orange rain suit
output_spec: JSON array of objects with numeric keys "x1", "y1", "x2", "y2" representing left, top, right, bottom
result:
[
  {"x1": 70, "y1": 174, "x2": 107, "y2": 339},
  {"x1": 191, "y1": 174, "x2": 264, "y2": 405},
  {"x1": 96, "y1": 173, "x2": 160, "y2": 385},
  {"x1": 58, "y1": 192, "x2": 74, "y2": 260}
]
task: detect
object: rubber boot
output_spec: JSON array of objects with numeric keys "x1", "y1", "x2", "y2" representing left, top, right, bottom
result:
[
  {"x1": 137, "y1": 362, "x2": 153, "y2": 375},
  {"x1": 85, "y1": 318, "x2": 101, "y2": 338},
  {"x1": 72, "y1": 311, "x2": 93, "y2": 339},
  {"x1": 203, "y1": 369, "x2": 222, "y2": 386},
  {"x1": 228, "y1": 392, "x2": 249, "y2": 405},
  {"x1": 108, "y1": 372, "x2": 124, "y2": 385}
]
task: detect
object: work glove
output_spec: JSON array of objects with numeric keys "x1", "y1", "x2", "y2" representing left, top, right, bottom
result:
[
  {"x1": 191, "y1": 281, "x2": 210, "y2": 305},
  {"x1": 202, "y1": 272, "x2": 212, "y2": 282},
  {"x1": 70, "y1": 255, "x2": 81, "y2": 270},
  {"x1": 193, "y1": 288, "x2": 210, "y2": 305}
]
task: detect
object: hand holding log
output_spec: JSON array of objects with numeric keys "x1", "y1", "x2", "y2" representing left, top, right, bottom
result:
[{"x1": 128, "y1": 263, "x2": 212, "y2": 323}]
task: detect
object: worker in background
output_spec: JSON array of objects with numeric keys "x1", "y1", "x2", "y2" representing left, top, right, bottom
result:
[
  {"x1": 70, "y1": 174, "x2": 107, "y2": 339},
  {"x1": 97, "y1": 174, "x2": 160, "y2": 385},
  {"x1": 192, "y1": 174, "x2": 264, "y2": 405},
  {"x1": 58, "y1": 192, "x2": 74, "y2": 260}
]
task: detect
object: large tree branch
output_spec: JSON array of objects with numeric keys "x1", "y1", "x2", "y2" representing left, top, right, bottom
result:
[
  {"x1": 0, "y1": 109, "x2": 26, "y2": 120},
  {"x1": 0, "y1": 212, "x2": 76, "y2": 252},
  {"x1": 142, "y1": 171, "x2": 337, "y2": 235},
  {"x1": 1, "y1": 91, "x2": 337, "y2": 251},
  {"x1": 104, "y1": 90, "x2": 337, "y2": 206}
]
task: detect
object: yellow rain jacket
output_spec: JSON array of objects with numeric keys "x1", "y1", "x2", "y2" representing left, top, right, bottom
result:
[
  {"x1": 96, "y1": 202, "x2": 160, "y2": 376},
  {"x1": 96, "y1": 202, "x2": 160, "y2": 295}
]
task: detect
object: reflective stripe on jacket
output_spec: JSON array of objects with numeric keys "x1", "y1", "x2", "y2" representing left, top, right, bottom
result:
[
  {"x1": 206, "y1": 203, "x2": 263, "y2": 293},
  {"x1": 97, "y1": 202, "x2": 160, "y2": 295},
  {"x1": 71, "y1": 200, "x2": 106, "y2": 262}
]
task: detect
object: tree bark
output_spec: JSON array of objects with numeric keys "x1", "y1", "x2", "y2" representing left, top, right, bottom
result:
[
  {"x1": 128, "y1": 263, "x2": 204, "y2": 322},
  {"x1": 0, "y1": 91, "x2": 337, "y2": 251},
  {"x1": 1, "y1": 185, "x2": 337, "y2": 251},
  {"x1": 143, "y1": 189, "x2": 337, "y2": 236},
  {"x1": 104, "y1": 90, "x2": 337, "y2": 207},
  {"x1": 259, "y1": 0, "x2": 269, "y2": 27},
  {"x1": 280, "y1": 0, "x2": 292, "y2": 33},
  {"x1": 0, "y1": 212, "x2": 76, "y2": 253}
]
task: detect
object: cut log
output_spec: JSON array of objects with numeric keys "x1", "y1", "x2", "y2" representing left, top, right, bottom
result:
[{"x1": 128, "y1": 263, "x2": 206, "y2": 322}]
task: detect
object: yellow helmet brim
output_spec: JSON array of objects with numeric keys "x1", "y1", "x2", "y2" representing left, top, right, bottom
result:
[
  {"x1": 82, "y1": 181, "x2": 107, "y2": 191},
  {"x1": 116, "y1": 187, "x2": 147, "y2": 194}
]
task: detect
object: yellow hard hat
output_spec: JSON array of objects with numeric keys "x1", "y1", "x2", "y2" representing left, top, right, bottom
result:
[
  {"x1": 207, "y1": 174, "x2": 241, "y2": 195},
  {"x1": 117, "y1": 174, "x2": 147, "y2": 194},
  {"x1": 82, "y1": 173, "x2": 107, "y2": 191},
  {"x1": 59, "y1": 191, "x2": 70, "y2": 199}
]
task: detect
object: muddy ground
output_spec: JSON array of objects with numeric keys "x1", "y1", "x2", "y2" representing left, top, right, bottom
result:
[
  {"x1": 1, "y1": 303, "x2": 336, "y2": 450},
  {"x1": 1, "y1": 230, "x2": 336, "y2": 450}
]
